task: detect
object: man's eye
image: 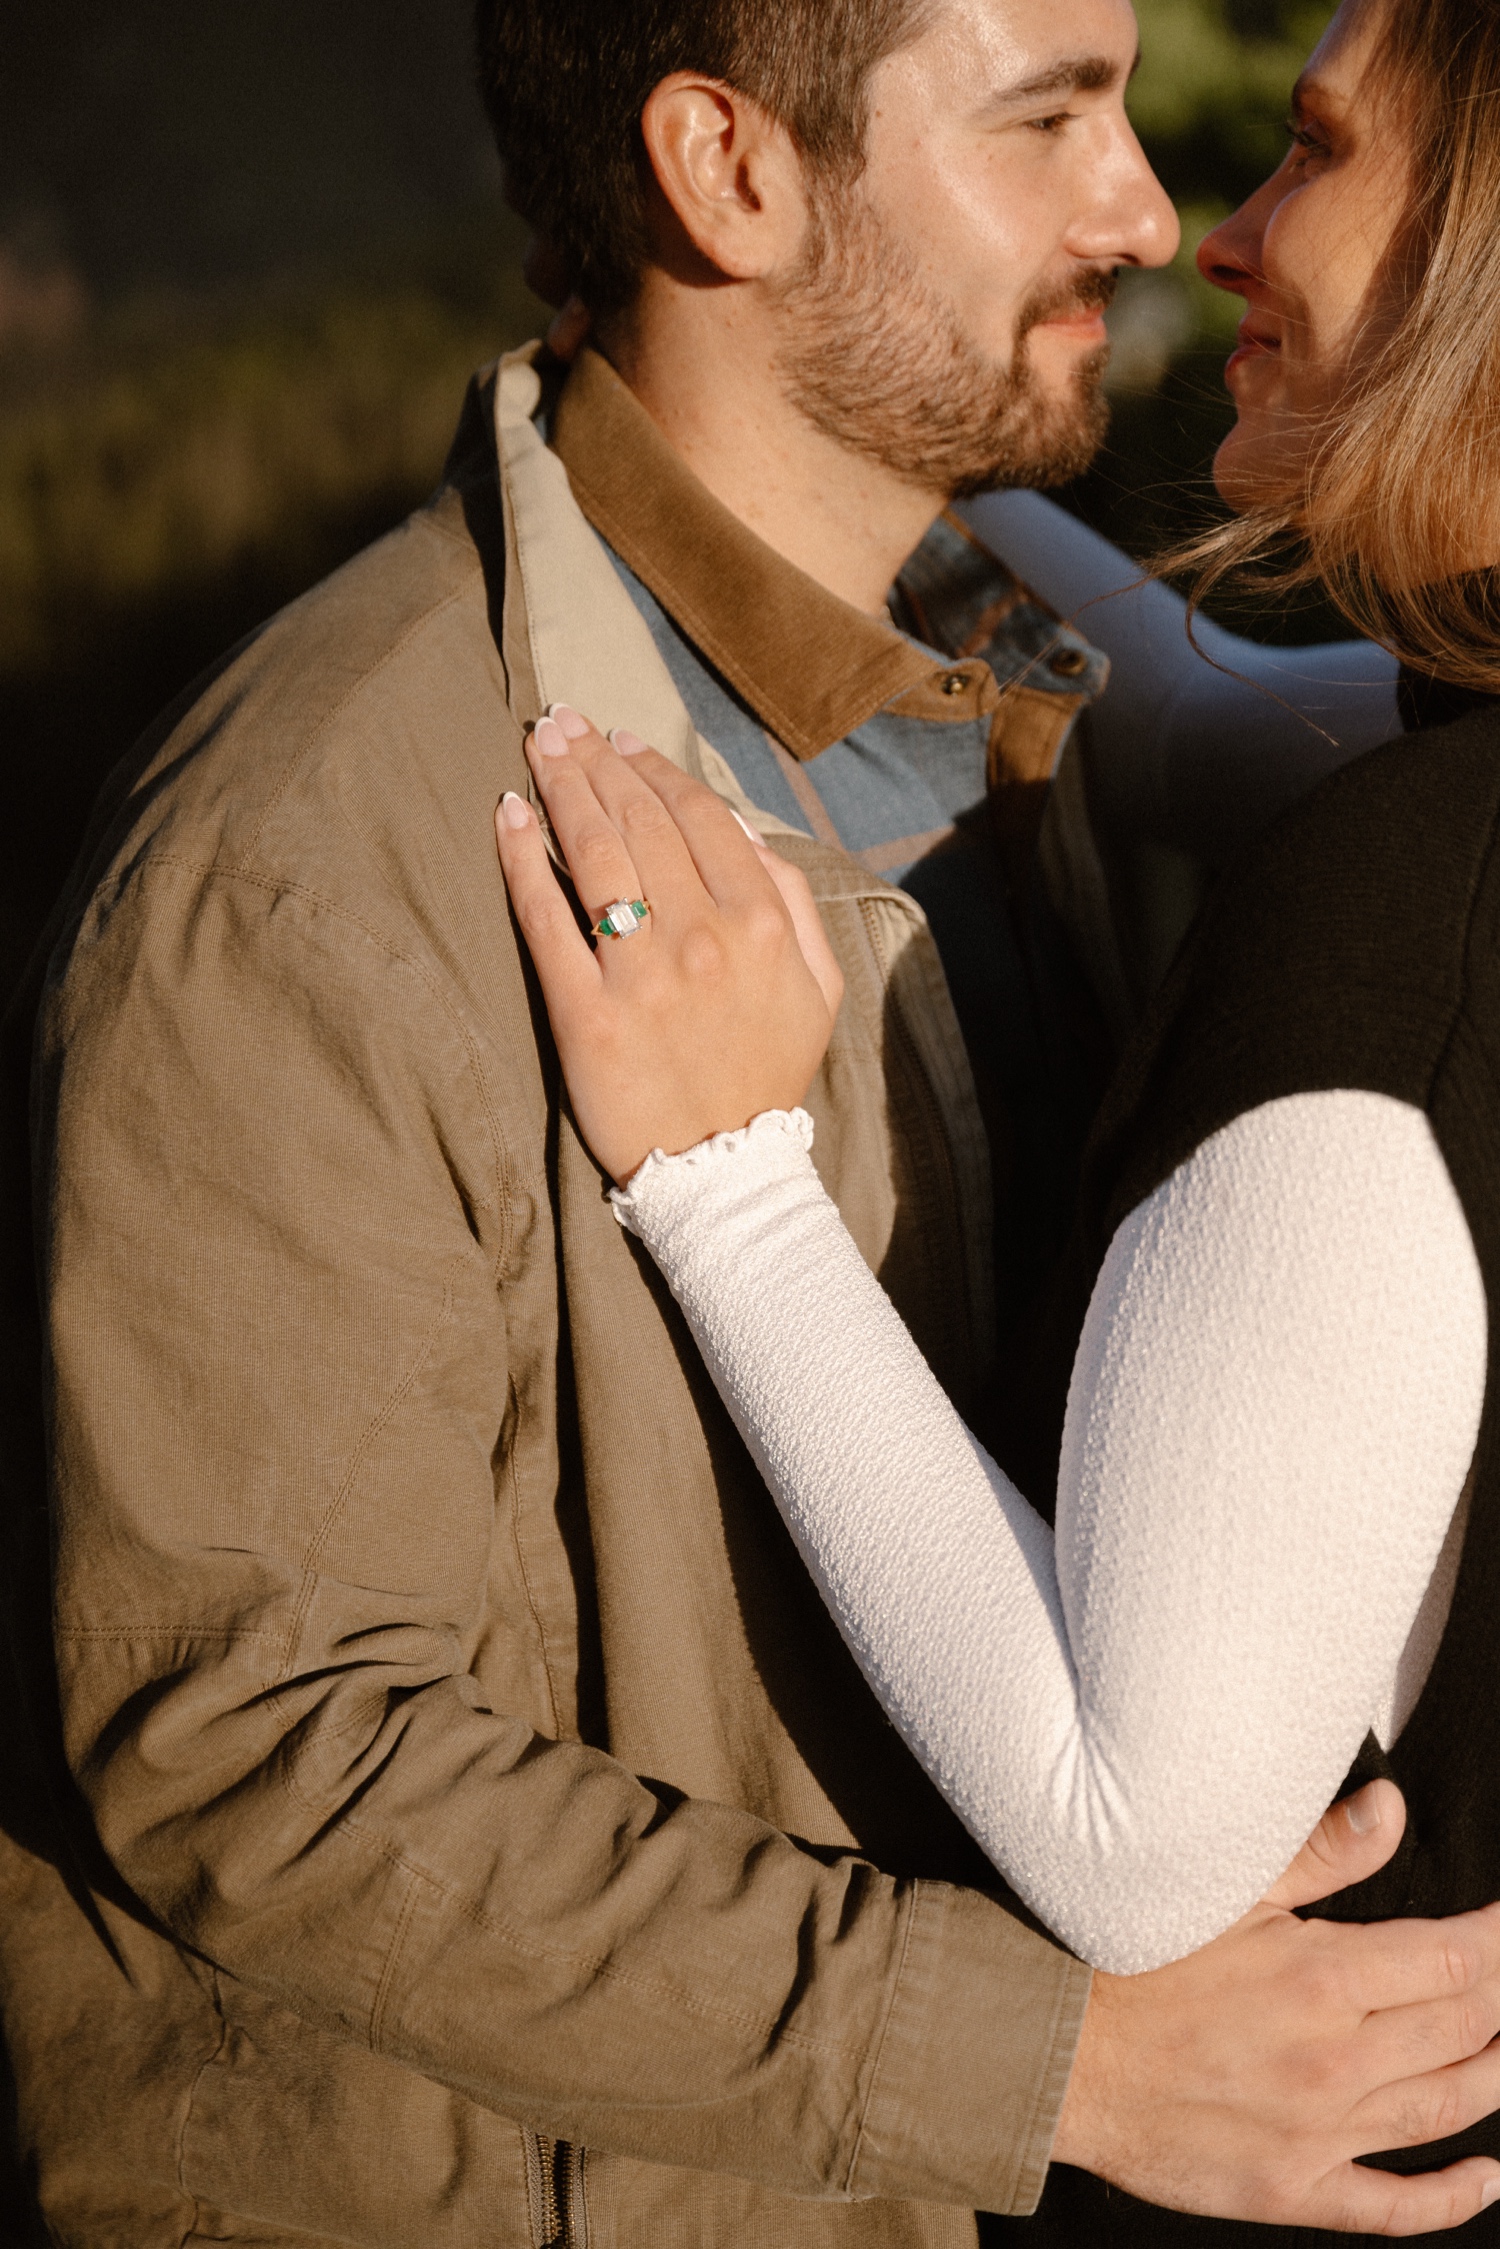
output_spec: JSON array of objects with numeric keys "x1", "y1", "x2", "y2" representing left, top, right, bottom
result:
[{"x1": 1027, "y1": 110, "x2": 1073, "y2": 135}]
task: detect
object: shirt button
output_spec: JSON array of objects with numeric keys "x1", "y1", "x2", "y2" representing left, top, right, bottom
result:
[
  {"x1": 1049, "y1": 646, "x2": 1088, "y2": 678},
  {"x1": 940, "y1": 671, "x2": 968, "y2": 697}
]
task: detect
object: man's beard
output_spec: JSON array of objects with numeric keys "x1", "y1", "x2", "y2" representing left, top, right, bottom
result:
[{"x1": 774, "y1": 190, "x2": 1115, "y2": 500}]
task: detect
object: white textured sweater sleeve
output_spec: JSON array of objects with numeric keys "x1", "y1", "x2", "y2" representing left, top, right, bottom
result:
[{"x1": 611, "y1": 1094, "x2": 1486, "y2": 1974}]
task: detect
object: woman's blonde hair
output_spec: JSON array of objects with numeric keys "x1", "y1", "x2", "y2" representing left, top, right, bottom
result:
[{"x1": 1168, "y1": 0, "x2": 1500, "y2": 689}]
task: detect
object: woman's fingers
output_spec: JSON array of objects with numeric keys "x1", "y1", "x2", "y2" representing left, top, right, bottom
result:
[
  {"x1": 604, "y1": 727, "x2": 844, "y2": 1015},
  {"x1": 538, "y1": 707, "x2": 843, "y2": 1018},
  {"x1": 526, "y1": 715, "x2": 644, "y2": 921},
  {"x1": 528, "y1": 710, "x2": 706, "y2": 929},
  {"x1": 611, "y1": 729, "x2": 788, "y2": 910},
  {"x1": 753, "y1": 847, "x2": 844, "y2": 1022},
  {"x1": 493, "y1": 790, "x2": 602, "y2": 1027},
  {"x1": 547, "y1": 707, "x2": 712, "y2": 912},
  {"x1": 499, "y1": 709, "x2": 839, "y2": 1184}
]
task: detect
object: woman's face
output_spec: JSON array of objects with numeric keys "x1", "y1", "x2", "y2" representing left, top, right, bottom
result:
[{"x1": 1198, "y1": 0, "x2": 1414, "y2": 512}]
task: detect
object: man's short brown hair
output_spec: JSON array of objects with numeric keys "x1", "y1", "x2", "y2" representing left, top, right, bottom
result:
[{"x1": 475, "y1": 0, "x2": 929, "y2": 315}]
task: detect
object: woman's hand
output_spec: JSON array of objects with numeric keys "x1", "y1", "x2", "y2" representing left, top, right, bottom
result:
[{"x1": 494, "y1": 705, "x2": 843, "y2": 1184}]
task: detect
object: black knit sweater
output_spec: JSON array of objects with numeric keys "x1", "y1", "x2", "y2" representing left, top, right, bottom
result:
[{"x1": 987, "y1": 699, "x2": 1500, "y2": 2246}]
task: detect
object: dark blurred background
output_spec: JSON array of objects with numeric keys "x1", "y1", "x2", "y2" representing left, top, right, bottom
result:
[
  {"x1": 0, "y1": 0, "x2": 550, "y2": 1009},
  {"x1": 0, "y1": 1, "x2": 1332, "y2": 2227}
]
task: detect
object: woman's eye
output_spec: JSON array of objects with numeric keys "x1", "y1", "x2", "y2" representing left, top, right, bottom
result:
[{"x1": 1284, "y1": 120, "x2": 1329, "y2": 163}]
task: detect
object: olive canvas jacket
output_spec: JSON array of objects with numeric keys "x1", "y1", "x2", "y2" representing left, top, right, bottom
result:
[{"x1": 0, "y1": 350, "x2": 1104, "y2": 2248}]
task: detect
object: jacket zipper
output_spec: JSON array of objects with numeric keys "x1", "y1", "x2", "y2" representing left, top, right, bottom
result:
[
  {"x1": 560, "y1": 2142, "x2": 588, "y2": 2246},
  {"x1": 524, "y1": 2131, "x2": 588, "y2": 2248}
]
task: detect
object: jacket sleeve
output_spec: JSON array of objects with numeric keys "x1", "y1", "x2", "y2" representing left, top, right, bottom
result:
[{"x1": 40, "y1": 852, "x2": 1086, "y2": 2215}]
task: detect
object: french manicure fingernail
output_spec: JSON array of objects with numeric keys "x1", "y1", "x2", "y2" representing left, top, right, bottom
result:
[
  {"x1": 534, "y1": 717, "x2": 569, "y2": 759},
  {"x1": 499, "y1": 791, "x2": 531, "y2": 831},
  {"x1": 610, "y1": 728, "x2": 647, "y2": 756},
  {"x1": 1346, "y1": 1788, "x2": 1381, "y2": 1836},
  {"x1": 730, "y1": 809, "x2": 764, "y2": 844},
  {"x1": 1482, "y1": 2180, "x2": 1500, "y2": 2209},
  {"x1": 548, "y1": 703, "x2": 591, "y2": 740}
]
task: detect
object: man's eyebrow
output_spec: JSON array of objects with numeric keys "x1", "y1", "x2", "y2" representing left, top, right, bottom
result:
[{"x1": 982, "y1": 48, "x2": 1139, "y2": 110}]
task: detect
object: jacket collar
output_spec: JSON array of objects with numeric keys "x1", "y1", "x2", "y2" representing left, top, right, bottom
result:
[
  {"x1": 551, "y1": 346, "x2": 988, "y2": 761},
  {"x1": 489, "y1": 345, "x2": 708, "y2": 778}
]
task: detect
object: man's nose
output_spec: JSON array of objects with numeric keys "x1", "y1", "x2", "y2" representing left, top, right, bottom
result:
[{"x1": 1082, "y1": 124, "x2": 1181, "y2": 273}]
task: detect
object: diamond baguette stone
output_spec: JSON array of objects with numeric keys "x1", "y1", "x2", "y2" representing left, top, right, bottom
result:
[{"x1": 596, "y1": 899, "x2": 648, "y2": 939}]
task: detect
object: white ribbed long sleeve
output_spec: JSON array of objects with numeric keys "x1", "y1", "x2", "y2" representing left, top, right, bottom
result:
[{"x1": 611, "y1": 1094, "x2": 1486, "y2": 1975}]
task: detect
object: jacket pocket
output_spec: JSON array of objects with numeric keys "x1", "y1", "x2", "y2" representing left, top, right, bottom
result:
[{"x1": 523, "y1": 2133, "x2": 589, "y2": 2249}]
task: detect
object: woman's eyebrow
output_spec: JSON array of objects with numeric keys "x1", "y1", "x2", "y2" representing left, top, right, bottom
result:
[
  {"x1": 980, "y1": 48, "x2": 1140, "y2": 113},
  {"x1": 1291, "y1": 68, "x2": 1339, "y2": 122}
]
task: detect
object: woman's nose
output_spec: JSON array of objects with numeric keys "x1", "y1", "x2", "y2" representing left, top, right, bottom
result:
[{"x1": 1197, "y1": 204, "x2": 1262, "y2": 298}]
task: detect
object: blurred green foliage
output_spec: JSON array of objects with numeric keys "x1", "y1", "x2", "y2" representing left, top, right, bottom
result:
[
  {"x1": 1129, "y1": 0, "x2": 1336, "y2": 339},
  {"x1": 0, "y1": 249, "x2": 542, "y2": 676},
  {"x1": 0, "y1": 223, "x2": 546, "y2": 992},
  {"x1": 1135, "y1": 0, "x2": 1334, "y2": 187}
]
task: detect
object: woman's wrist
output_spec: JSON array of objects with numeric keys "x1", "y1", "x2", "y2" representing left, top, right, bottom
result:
[{"x1": 610, "y1": 1107, "x2": 818, "y2": 1240}]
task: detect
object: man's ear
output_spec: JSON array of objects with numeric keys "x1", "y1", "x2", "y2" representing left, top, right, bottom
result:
[{"x1": 639, "y1": 74, "x2": 810, "y2": 282}]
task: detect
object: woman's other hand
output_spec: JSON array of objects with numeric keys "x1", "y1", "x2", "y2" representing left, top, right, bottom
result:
[{"x1": 494, "y1": 705, "x2": 842, "y2": 1184}]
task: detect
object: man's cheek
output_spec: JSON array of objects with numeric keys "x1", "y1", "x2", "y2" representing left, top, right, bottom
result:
[{"x1": 946, "y1": 267, "x2": 1033, "y2": 371}]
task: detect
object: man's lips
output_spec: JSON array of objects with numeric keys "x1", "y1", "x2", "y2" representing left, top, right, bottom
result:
[{"x1": 1032, "y1": 309, "x2": 1110, "y2": 344}]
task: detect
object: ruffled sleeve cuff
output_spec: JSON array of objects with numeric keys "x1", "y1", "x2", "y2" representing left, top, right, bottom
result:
[{"x1": 610, "y1": 1108, "x2": 818, "y2": 1251}]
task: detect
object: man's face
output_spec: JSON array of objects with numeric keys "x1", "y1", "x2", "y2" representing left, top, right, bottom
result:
[{"x1": 775, "y1": 0, "x2": 1178, "y2": 497}]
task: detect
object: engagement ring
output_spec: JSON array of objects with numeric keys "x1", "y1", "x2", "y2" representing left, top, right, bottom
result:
[{"x1": 591, "y1": 898, "x2": 651, "y2": 940}]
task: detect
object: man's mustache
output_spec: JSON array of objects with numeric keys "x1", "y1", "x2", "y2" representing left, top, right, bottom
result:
[{"x1": 1018, "y1": 267, "x2": 1119, "y2": 340}]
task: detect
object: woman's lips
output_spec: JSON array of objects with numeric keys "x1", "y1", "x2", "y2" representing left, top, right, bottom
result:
[{"x1": 1225, "y1": 321, "x2": 1281, "y2": 381}]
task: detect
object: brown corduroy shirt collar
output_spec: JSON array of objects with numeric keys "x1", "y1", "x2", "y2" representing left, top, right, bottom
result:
[{"x1": 550, "y1": 346, "x2": 974, "y2": 762}]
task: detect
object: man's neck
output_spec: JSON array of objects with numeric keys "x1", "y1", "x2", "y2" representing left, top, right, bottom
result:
[{"x1": 603, "y1": 283, "x2": 944, "y2": 619}]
